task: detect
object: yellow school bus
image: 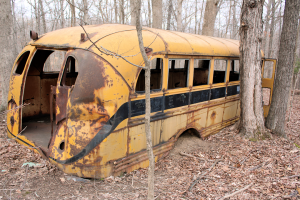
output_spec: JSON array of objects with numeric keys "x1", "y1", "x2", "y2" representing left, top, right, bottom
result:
[{"x1": 6, "y1": 24, "x2": 276, "y2": 178}]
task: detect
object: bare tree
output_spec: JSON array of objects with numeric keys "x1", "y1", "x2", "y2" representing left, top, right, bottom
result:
[
  {"x1": 130, "y1": 0, "x2": 136, "y2": 25},
  {"x1": 82, "y1": 0, "x2": 88, "y2": 24},
  {"x1": 266, "y1": 0, "x2": 300, "y2": 137},
  {"x1": 60, "y1": 0, "x2": 65, "y2": 28},
  {"x1": 202, "y1": 0, "x2": 221, "y2": 36},
  {"x1": 194, "y1": 0, "x2": 197, "y2": 33},
  {"x1": 177, "y1": 0, "x2": 183, "y2": 31},
  {"x1": 39, "y1": 0, "x2": 47, "y2": 33},
  {"x1": 197, "y1": 0, "x2": 205, "y2": 34},
  {"x1": 148, "y1": 0, "x2": 151, "y2": 27},
  {"x1": 119, "y1": 0, "x2": 125, "y2": 24},
  {"x1": 166, "y1": 0, "x2": 173, "y2": 30},
  {"x1": 69, "y1": 0, "x2": 76, "y2": 26},
  {"x1": 262, "y1": 0, "x2": 272, "y2": 54},
  {"x1": 136, "y1": 0, "x2": 155, "y2": 199},
  {"x1": 267, "y1": 0, "x2": 276, "y2": 57},
  {"x1": 231, "y1": 0, "x2": 237, "y2": 39},
  {"x1": 224, "y1": 0, "x2": 233, "y2": 37},
  {"x1": 239, "y1": 0, "x2": 265, "y2": 138},
  {"x1": 152, "y1": 0, "x2": 162, "y2": 29},
  {"x1": 0, "y1": 0, "x2": 15, "y2": 111}
]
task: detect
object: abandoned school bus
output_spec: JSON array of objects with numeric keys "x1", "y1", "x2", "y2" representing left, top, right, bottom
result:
[{"x1": 6, "y1": 24, "x2": 276, "y2": 178}]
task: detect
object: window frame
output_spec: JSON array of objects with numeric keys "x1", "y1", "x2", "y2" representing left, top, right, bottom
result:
[
  {"x1": 167, "y1": 58, "x2": 190, "y2": 90},
  {"x1": 59, "y1": 55, "x2": 78, "y2": 87},
  {"x1": 192, "y1": 58, "x2": 211, "y2": 87},
  {"x1": 14, "y1": 51, "x2": 31, "y2": 75},
  {"x1": 134, "y1": 56, "x2": 164, "y2": 94},
  {"x1": 212, "y1": 58, "x2": 228, "y2": 85},
  {"x1": 229, "y1": 59, "x2": 240, "y2": 82}
]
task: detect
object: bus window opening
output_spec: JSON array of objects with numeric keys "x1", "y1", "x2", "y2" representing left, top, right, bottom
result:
[
  {"x1": 136, "y1": 58, "x2": 163, "y2": 93},
  {"x1": 213, "y1": 59, "x2": 227, "y2": 84},
  {"x1": 229, "y1": 60, "x2": 240, "y2": 81},
  {"x1": 168, "y1": 59, "x2": 189, "y2": 89},
  {"x1": 193, "y1": 59, "x2": 210, "y2": 86}
]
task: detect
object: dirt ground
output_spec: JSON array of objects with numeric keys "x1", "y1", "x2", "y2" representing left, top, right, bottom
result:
[{"x1": 0, "y1": 96, "x2": 299, "y2": 200}]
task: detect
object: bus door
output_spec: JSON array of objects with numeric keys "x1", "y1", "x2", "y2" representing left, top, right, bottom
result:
[
  {"x1": 52, "y1": 51, "x2": 77, "y2": 128},
  {"x1": 262, "y1": 59, "x2": 276, "y2": 117}
]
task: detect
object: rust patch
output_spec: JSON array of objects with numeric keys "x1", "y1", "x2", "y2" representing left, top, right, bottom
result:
[
  {"x1": 68, "y1": 50, "x2": 107, "y2": 105},
  {"x1": 56, "y1": 86, "x2": 69, "y2": 124},
  {"x1": 211, "y1": 111, "x2": 216, "y2": 121}
]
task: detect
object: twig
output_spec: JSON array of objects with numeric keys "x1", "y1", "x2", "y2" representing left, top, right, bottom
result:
[
  {"x1": 188, "y1": 159, "x2": 222, "y2": 191},
  {"x1": 179, "y1": 152, "x2": 213, "y2": 161},
  {"x1": 132, "y1": 174, "x2": 134, "y2": 186},
  {"x1": 11, "y1": 126, "x2": 27, "y2": 139},
  {"x1": 0, "y1": 189, "x2": 35, "y2": 190},
  {"x1": 154, "y1": 193, "x2": 160, "y2": 199},
  {"x1": 281, "y1": 174, "x2": 300, "y2": 179},
  {"x1": 248, "y1": 161, "x2": 268, "y2": 171},
  {"x1": 219, "y1": 183, "x2": 253, "y2": 200},
  {"x1": 0, "y1": 103, "x2": 30, "y2": 116}
]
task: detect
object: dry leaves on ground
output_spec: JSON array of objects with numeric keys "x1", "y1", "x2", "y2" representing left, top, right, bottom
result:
[{"x1": 0, "y1": 96, "x2": 299, "y2": 199}]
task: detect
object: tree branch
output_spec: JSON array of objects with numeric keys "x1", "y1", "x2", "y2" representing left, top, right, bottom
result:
[
  {"x1": 219, "y1": 183, "x2": 253, "y2": 200},
  {"x1": 79, "y1": 24, "x2": 146, "y2": 69}
]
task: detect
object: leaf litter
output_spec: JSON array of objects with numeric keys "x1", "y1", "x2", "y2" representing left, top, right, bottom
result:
[{"x1": 0, "y1": 95, "x2": 299, "y2": 199}]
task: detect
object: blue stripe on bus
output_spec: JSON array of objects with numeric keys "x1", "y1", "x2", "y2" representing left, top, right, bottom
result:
[{"x1": 50, "y1": 85, "x2": 239, "y2": 164}]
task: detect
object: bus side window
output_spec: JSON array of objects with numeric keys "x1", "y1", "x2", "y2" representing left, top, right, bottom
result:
[
  {"x1": 43, "y1": 51, "x2": 66, "y2": 72},
  {"x1": 60, "y1": 56, "x2": 78, "y2": 86},
  {"x1": 15, "y1": 51, "x2": 30, "y2": 75},
  {"x1": 168, "y1": 59, "x2": 189, "y2": 89},
  {"x1": 213, "y1": 59, "x2": 227, "y2": 84},
  {"x1": 229, "y1": 60, "x2": 240, "y2": 81},
  {"x1": 193, "y1": 59, "x2": 210, "y2": 86},
  {"x1": 135, "y1": 58, "x2": 163, "y2": 93}
]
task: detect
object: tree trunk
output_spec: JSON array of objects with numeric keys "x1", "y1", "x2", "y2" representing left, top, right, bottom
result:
[
  {"x1": 82, "y1": 0, "x2": 88, "y2": 24},
  {"x1": 266, "y1": 0, "x2": 300, "y2": 137},
  {"x1": 148, "y1": 0, "x2": 151, "y2": 27},
  {"x1": 11, "y1": 0, "x2": 18, "y2": 57},
  {"x1": 231, "y1": 0, "x2": 237, "y2": 39},
  {"x1": 119, "y1": 0, "x2": 125, "y2": 24},
  {"x1": 225, "y1": 0, "x2": 233, "y2": 38},
  {"x1": 202, "y1": 0, "x2": 220, "y2": 36},
  {"x1": 177, "y1": 0, "x2": 183, "y2": 31},
  {"x1": 197, "y1": 0, "x2": 205, "y2": 34},
  {"x1": 114, "y1": 0, "x2": 118, "y2": 23},
  {"x1": 262, "y1": 0, "x2": 272, "y2": 55},
  {"x1": 166, "y1": 0, "x2": 172, "y2": 30},
  {"x1": 39, "y1": 0, "x2": 47, "y2": 33},
  {"x1": 239, "y1": 0, "x2": 265, "y2": 138},
  {"x1": 35, "y1": 0, "x2": 41, "y2": 33},
  {"x1": 130, "y1": 0, "x2": 136, "y2": 25},
  {"x1": 60, "y1": 0, "x2": 65, "y2": 28},
  {"x1": 0, "y1": 0, "x2": 15, "y2": 111},
  {"x1": 152, "y1": 0, "x2": 162, "y2": 29},
  {"x1": 194, "y1": 0, "x2": 197, "y2": 33},
  {"x1": 136, "y1": 0, "x2": 155, "y2": 199},
  {"x1": 267, "y1": 0, "x2": 276, "y2": 58},
  {"x1": 70, "y1": 0, "x2": 76, "y2": 26}
]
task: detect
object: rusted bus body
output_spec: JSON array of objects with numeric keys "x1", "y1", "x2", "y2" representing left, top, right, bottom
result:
[{"x1": 6, "y1": 24, "x2": 276, "y2": 178}]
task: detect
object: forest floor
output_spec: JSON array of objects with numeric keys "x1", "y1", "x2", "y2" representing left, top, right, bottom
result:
[{"x1": 0, "y1": 96, "x2": 299, "y2": 200}]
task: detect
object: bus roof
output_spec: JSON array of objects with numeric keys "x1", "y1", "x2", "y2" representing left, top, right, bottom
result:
[{"x1": 29, "y1": 24, "x2": 240, "y2": 58}]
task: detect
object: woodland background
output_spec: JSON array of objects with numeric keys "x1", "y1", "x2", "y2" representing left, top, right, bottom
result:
[{"x1": 0, "y1": 0, "x2": 300, "y2": 105}]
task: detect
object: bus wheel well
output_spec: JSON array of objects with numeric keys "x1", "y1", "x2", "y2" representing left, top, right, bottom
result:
[{"x1": 175, "y1": 128, "x2": 201, "y2": 140}]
